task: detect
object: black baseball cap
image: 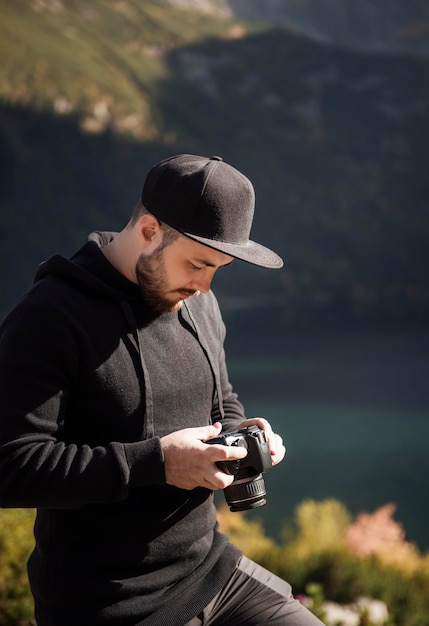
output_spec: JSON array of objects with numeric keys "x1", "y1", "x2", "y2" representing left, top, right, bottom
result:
[{"x1": 141, "y1": 154, "x2": 283, "y2": 269}]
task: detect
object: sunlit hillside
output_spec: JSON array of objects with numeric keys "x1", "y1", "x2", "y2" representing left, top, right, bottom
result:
[{"x1": 1, "y1": 0, "x2": 428, "y2": 325}]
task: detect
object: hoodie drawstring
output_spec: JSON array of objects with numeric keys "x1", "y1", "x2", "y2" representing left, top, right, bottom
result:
[{"x1": 182, "y1": 301, "x2": 225, "y2": 421}]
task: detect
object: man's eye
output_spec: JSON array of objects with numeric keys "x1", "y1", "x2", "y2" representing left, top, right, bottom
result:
[{"x1": 190, "y1": 263, "x2": 203, "y2": 270}]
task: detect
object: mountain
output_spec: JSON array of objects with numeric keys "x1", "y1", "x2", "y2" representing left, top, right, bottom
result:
[
  {"x1": 1, "y1": 0, "x2": 428, "y2": 327},
  {"x1": 227, "y1": 0, "x2": 429, "y2": 58},
  {"x1": 169, "y1": 0, "x2": 429, "y2": 58}
]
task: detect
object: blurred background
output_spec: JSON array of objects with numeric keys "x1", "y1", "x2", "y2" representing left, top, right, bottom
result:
[{"x1": 1, "y1": 0, "x2": 428, "y2": 551}]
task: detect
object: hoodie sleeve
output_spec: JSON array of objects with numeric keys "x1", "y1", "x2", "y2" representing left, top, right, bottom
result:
[{"x1": 0, "y1": 294, "x2": 165, "y2": 509}]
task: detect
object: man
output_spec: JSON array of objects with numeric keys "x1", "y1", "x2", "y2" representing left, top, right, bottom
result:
[{"x1": 0, "y1": 154, "x2": 322, "y2": 625}]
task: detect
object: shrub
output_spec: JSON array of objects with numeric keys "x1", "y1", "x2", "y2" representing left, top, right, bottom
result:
[
  {"x1": 0, "y1": 508, "x2": 35, "y2": 626},
  {"x1": 346, "y1": 503, "x2": 422, "y2": 574},
  {"x1": 286, "y1": 498, "x2": 352, "y2": 557},
  {"x1": 218, "y1": 498, "x2": 429, "y2": 626},
  {"x1": 216, "y1": 503, "x2": 279, "y2": 568}
]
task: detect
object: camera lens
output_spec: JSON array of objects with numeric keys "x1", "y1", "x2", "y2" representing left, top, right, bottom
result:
[{"x1": 223, "y1": 474, "x2": 266, "y2": 512}]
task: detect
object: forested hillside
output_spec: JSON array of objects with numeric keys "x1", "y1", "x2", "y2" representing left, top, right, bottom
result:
[{"x1": 1, "y1": 0, "x2": 428, "y2": 326}]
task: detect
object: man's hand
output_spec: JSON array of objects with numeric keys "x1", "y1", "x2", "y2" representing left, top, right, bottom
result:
[
  {"x1": 237, "y1": 417, "x2": 286, "y2": 466},
  {"x1": 160, "y1": 422, "x2": 248, "y2": 491}
]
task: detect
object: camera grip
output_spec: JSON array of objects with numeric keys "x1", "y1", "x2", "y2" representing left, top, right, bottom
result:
[{"x1": 216, "y1": 459, "x2": 241, "y2": 476}]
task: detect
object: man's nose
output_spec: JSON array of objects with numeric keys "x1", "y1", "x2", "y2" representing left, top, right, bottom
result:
[
  {"x1": 192, "y1": 270, "x2": 215, "y2": 293},
  {"x1": 192, "y1": 278, "x2": 211, "y2": 294}
]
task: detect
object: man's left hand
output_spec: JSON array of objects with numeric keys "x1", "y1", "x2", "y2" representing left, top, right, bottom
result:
[{"x1": 237, "y1": 417, "x2": 286, "y2": 466}]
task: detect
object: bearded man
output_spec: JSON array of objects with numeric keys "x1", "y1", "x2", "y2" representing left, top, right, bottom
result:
[{"x1": 0, "y1": 154, "x2": 323, "y2": 626}]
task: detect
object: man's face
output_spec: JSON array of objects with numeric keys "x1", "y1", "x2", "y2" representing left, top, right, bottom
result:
[{"x1": 135, "y1": 234, "x2": 233, "y2": 313}]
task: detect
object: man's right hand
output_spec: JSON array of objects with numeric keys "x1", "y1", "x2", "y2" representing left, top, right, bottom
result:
[{"x1": 160, "y1": 422, "x2": 247, "y2": 490}]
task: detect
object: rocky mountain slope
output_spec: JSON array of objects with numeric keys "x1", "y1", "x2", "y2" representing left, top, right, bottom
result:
[{"x1": 1, "y1": 0, "x2": 428, "y2": 325}]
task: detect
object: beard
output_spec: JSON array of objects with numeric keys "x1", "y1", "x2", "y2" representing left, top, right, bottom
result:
[{"x1": 135, "y1": 247, "x2": 198, "y2": 313}]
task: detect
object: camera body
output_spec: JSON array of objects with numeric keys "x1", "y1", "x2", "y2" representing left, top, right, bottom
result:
[{"x1": 208, "y1": 425, "x2": 272, "y2": 512}]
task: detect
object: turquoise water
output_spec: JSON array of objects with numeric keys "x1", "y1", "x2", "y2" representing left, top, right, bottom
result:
[{"x1": 223, "y1": 324, "x2": 429, "y2": 551}]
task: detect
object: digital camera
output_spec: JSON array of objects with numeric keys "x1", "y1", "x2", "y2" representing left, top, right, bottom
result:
[{"x1": 208, "y1": 425, "x2": 272, "y2": 512}]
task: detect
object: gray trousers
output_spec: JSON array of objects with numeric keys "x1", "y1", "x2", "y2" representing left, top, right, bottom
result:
[{"x1": 185, "y1": 556, "x2": 324, "y2": 625}]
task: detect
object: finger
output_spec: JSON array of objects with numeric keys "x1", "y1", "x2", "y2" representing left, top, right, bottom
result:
[
  {"x1": 203, "y1": 470, "x2": 234, "y2": 490},
  {"x1": 204, "y1": 445, "x2": 247, "y2": 471},
  {"x1": 270, "y1": 435, "x2": 286, "y2": 465},
  {"x1": 238, "y1": 417, "x2": 273, "y2": 434},
  {"x1": 199, "y1": 422, "x2": 222, "y2": 442},
  {"x1": 213, "y1": 471, "x2": 235, "y2": 489}
]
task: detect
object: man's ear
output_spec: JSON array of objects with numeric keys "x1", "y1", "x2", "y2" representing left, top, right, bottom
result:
[{"x1": 138, "y1": 213, "x2": 162, "y2": 248}]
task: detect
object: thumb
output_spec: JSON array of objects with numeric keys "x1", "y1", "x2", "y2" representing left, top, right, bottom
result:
[{"x1": 200, "y1": 422, "x2": 223, "y2": 442}]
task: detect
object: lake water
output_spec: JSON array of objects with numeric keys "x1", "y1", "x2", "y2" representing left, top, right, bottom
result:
[{"x1": 222, "y1": 321, "x2": 429, "y2": 551}]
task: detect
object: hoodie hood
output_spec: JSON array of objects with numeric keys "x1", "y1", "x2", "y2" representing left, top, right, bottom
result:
[{"x1": 34, "y1": 231, "x2": 142, "y2": 302}]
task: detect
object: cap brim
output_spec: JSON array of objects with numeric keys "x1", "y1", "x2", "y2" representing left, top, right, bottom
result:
[{"x1": 183, "y1": 233, "x2": 284, "y2": 269}]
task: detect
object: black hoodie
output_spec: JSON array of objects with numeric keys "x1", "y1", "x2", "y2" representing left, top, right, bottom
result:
[{"x1": 0, "y1": 232, "x2": 244, "y2": 626}]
